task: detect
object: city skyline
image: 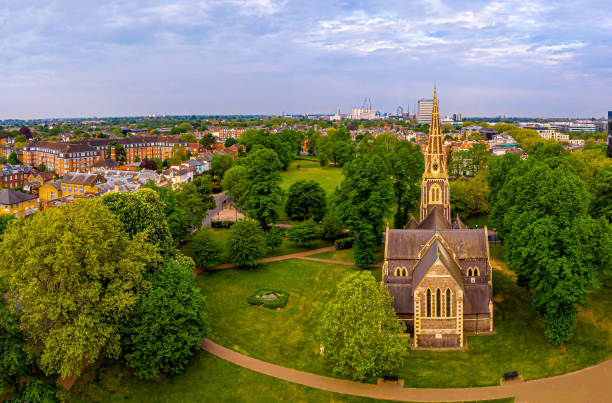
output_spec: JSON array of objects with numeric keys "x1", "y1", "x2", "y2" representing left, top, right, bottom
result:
[{"x1": 1, "y1": 0, "x2": 611, "y2": 119}]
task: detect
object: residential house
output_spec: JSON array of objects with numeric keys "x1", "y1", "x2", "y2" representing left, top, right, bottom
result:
[
  {"x1": 0, "y1": 188, "x2": 39, "y2": 217},
  {"x1": 59, "y1": 173, "x2": 106, "y2": 197},
  {"x1": 162, "y1": 166, "x2": 195, "y2": 188},
  {"x1": 0, "y1": 164, "x2": 37, "y2": 189},
  {"x1": 23, "y1": 171, "x2": 57, "y2": 193}
]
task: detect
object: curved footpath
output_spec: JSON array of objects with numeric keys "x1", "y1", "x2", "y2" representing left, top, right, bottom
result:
[{"x1": 202, "y1": 339, "x2": 612, "y2": 402}]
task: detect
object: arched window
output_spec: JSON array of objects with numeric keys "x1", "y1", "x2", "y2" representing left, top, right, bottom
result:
[
  {"x1": 436, "y1": 289, "x2": 441, "y2": 317},
  {"x1": 474, "y1": 267, "x2": 480, "y2": 276},
  {"x1": 426, "y1": 289, "x2": 432, "y2": 317},
  {"x1": 401, "y1": 267, "x2": 407, "y2": 276},
  {"x1": 429, "y1": 184, "x2": 441, "y2": 204},
  {"x1": 446, "y1": 289, "x2": 451, "y2": 317},
  {"x1": 394, "y1": 267, "x2": 401, "y2": 276},
  {"x1": 467, "y1": 267, "x2": 473, "y2": 277}
]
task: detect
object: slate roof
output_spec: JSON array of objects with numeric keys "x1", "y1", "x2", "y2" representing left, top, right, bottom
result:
[
  {"x1": 411, "y1": 237, "x2": 465, "y2": 293},
  {"x1": 404, "y1": 217, "x2": 419, "y2": 229},
  {"x1": 61, "y1": 173, "x2": 103, "y2": 186},
  {"x1": 0, "y1": 189, "x2": 37, "y2": 204},
  {"x1": 386, "y1": 228, "x2": 488, "y2": 260},
  {"x1": 418, "y1": 205, "x2": 451, "y2": 230}
]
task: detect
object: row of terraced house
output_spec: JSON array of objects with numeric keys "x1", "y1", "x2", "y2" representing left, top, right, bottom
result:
[{"x1": 22, "y1": 136, "x2": 194, "y2": 176}]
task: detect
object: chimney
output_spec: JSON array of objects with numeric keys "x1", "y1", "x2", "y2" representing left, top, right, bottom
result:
[{"x1": 114, "y1": 183, "x2": 119, "y2": 192}]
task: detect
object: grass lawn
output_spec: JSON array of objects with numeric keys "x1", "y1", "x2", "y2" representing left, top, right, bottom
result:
[
  {"x1": 199, "y1": 250, "x2": 612, "y2": 388},
  {"x1": 182, "y1": 228, "x2": 332, "y2": 265},
  {"x1": 310, "y1": 246, "x2": 384, "y2": 265},
  {"x1": 281, "y1": 159, "x2": 343, "y2": 194},
  {"x1": 463, "y1": 213, "x2": 491, "y2": 229}
]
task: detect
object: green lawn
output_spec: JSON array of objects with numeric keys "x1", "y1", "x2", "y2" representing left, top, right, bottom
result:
[
  {"x1": 310, "y1": 246, "x2": 384, "y2": 265},
  {"x1": 281, "y1": 159, "x2": 343, "y2": 194},
  {"x1": 463, "y1": 214, "x2": 491, "y2": 229},
  {"x1": 67, "y1": 352, "x2": 512, "y2": 403},
  {"x1": 198, "y1": 252, "x2": 612, "y2": 388}
]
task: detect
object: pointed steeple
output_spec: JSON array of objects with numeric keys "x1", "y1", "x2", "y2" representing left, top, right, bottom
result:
[{"x1": 427, "y1": 86, "x2": 444, "y2": 161}]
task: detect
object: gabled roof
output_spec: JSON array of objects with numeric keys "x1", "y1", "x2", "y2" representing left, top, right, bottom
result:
[
  {"x1": 404, "y1": 216, "x2": 419, "y2": 229},
  {"x1": 92, "y1": 159, "x2": 118, "y2": 169},
  {"x1": 412, "y1": 235, "x2": 465, "y2": 294},
  {"x1": 0, "y1": 189, "x2": 37, "y2": 204},
  {"x1": 452, "y1": 215, "x2": 467, "y2": 229},
  {"x1": 61, "y1": 173, "x2": 104, "y2": 186},
  {"x1": 386, "y1": 228, "x2": 488, "y2": 260},
  {"x1": 418, "y1": 205, "x2": 451, "y2": 230}
]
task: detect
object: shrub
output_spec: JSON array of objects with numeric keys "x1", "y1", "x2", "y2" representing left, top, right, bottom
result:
[
  {"x1": 320, "y1": 211, "x2": 343, "y2": 241},
  {"x1": 287, "y1": 220, "x2": 320, "y2": 247},
  {"x1": 265, "y1": 226, "x2": 284, "y2": 250},
  {"x1": 247, "y1": 288, "x2": 289, "y2": 309},
  {"x1": 334, "y1": 237, "x2": 354, "y2": 250},
  {"x1": 211, "y1": 220, "x2": 235, "y2": 229}
]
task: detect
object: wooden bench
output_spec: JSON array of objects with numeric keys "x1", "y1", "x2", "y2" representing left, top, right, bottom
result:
[
  {"x1": 383, "y1": 374, "x2": 399, "y2": 382},
  {"x1": 503, "y1": 371, "x2": 519, "y2": 381}
]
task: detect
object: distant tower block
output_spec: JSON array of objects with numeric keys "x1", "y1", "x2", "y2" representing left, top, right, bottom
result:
[{"x1": 397, "y1": 106, "x2": 404, "y2": 116}]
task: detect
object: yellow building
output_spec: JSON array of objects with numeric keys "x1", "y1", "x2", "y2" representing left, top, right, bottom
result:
[
  {"x1": 0, "y1": 188, "x2": 39, "y2": 217},
  {"x1": 38, "y1": 182, "x2": 62, "y2": 203},
  {"x1": 59, "y1": 173, "x2": 106, "y2": 197}
]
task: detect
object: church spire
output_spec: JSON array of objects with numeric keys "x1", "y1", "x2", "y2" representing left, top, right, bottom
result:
[{"x1": 426, "y1": 86, "x2": 444, "y2": 162}]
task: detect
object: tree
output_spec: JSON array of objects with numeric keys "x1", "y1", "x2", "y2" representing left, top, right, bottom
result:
[
  {"x1": 318, "y1": 271, "x2": 408, "y2": 381},
  {"x1": 170, "y1": 145, "x2": 189, "y2": 165},
  {"x1": 320, "y1": 209, "x2": 344, "y2": 241},
  {"x1": 122, "y1": 256, "x2": 209, "y2": 379},
  {"x1": 186, "y1": 228, "x2": 222, "y2": 269},
  {"x1": 106, "y1": 141, "x2": 127, "y2": 163},
  {"x1": 7, "y1": 152, "x2": 19, "y2": 165},
  {"x1": 9, "y1": 379, "x2": 58, "y2": 403},
  {"x1": 332, "y1": 140, "x2": 355, "y2": 167},
  {"x1": 139, "y1": 158, "x2": 157, "y2": 171},
  {"x1": 287, "y1": 220, "x2": 320, "y2": 247},
  {"x1": 179, "y1": 133, "x2": 196, "y2": 143},
  {"x1": 210, "y1": 154, "x2": 233, "y2": 180},
  {"x1": 333, "y1": 153, "x2": 394, "y2": 268},
  {"x1": 224, "y1": 137, "x2": 238, "y2": 148},
  {"x1": 176, "y1": 175, "x2": 216, "y2": 232},
  {"x1": 387, "y1": 141, "x2": 423, "y2": 228},
  {"x1": 199, "y1": 133, "x2": 216, "y2": 149},
  {"x1": 243, "y1": 147, "x2": 283, "y2": 229},
  {"x1": 227, "y1": 218, "x2": 266, "y2": 267},
  {"x1": 18, "y1": 126, "x2": 32, "y2": 139},
  {"x1": 0, "y1": 279, "x2": 27, "y2": 394},
  {"x1": 285, "y1": 180, "x2": 327, "y2": 221},
  {"x1": 497, "y1": 163, "x2": 604, "y2": 345},
  {"x1": 591, "y1": 166, "x2": 612, "y2": 221},
  {"x1": 221, "y1": 165, "x2": 249, "y2": 206},
  {"x1": 264, "y1": 226, "x2": 284, "y2": 250},
  {"x1": 102, "y1": 188, "x2": 173, "y2": 255},
  {"x1": 306, "y1": 130, "x2": 320, "y2": 155},
  {"x1": 0, "y1": 199, "x2": 159, "y2": 377},
  {"x1": 468, "y1": 132, "x2": 482, "y2": 141},
  {"x1": 0, "y1": 214, "x2": 15, "y2": 238}
]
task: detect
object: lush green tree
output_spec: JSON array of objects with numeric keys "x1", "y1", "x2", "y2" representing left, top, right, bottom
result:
[
  {"x1": 179, "y1": 132, "x2": 196, "y2": 143},
  {"x1": 170, "y1": 145, "x2": 190, "y2": 165},
  {"x1": 102, "y1": 188, "x2": 173, "y2": 255},
  {"x1": 287, "y1": 220, "x2": 320, "y2": 247},
  {"x1": 176, "y1": 175, "x2": 216, "y2": 231},
  {"x1": 221, "y1": 165, "x2": 249, "y2": 206},
  {"x1": 243, "y1": 147, "x2": 283, "y2": 229},
  {"x1": 8, "y1": 379, "x2": 58, "y2": 403},
  {"x1": 306, "y1": 129, "x2": 320, "y2": 155},
  {"x1": 320, "y1": 209, "x2": 344, "y2": 241},
  {"x1": 264, "y1": 226, "x2": 284, "y2": 250},
  {"x1": 388, "y1": 141, "x2": 424, "y2": 228},
  {"x1": 210, "y1": 154, "x2": 233, "y2": 179},
  {"x1": 0, "y1": 279, "x2": 27, "y2": 394},
  {"x1": 0, "y1": 199, "x2": 159, "y2": 377},
  {"x1": 122, "y1": 256, "x2": 209, "y2": 379},
  {"x1": 591, "y1": 166, "x2": 612, "y2": 221},
  {"x1": 185, "y1": 228, "x2": 222, "y2": 269},
  {"x1": 0, "y1": 214, "x2": 15, "y2": 238},
  {"x1": 498, "y1": 163, "x2": 605, "y2": 345},
  {"x1": 468, "y1": 132, "x2": 482, "y2": 141},
  {"x1": 227, "y1": 218, "x2": 267, "y2": 267},
  {"x1": 318, "y1": 271, "x2": 408, "y2": 381},
  {"x1": 224, "y1": 137, "x2": 238, "y2": 148},
  {"x1": 106, "y1": 141, "x2": 127, "y2": 163},
  {"x1": 316, "y1": 135, "x2": 332, "y2": 166},
  {"x1": 7, "y1": 152, "x2": 19, "y2": 165},
  {"x1": 285, "y1": 180, "x2": 327, "y2": 221},
  {"x1": 332, "y1": 140, "x2": 355, "y2": 167},
  {"x1": 333, "y1": 153, "x2": 394, "y2": 268},
  {"x1": 199, "y1": 132, "x2": 217, "y2": 149}
]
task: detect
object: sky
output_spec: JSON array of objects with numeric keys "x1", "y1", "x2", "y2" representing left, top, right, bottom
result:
[{"x1": 1, "y1": 0, "x2": 611, "y2": 119}]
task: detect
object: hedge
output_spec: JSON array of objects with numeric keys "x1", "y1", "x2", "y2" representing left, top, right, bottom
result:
[
  {"x1": 211, "y1": 220, "x2": 235, "y2": 229},
  {"x1": 334, "y1": 237, "x2": 354, "y2": 250},
  {"x1": 247, "y1": 288, "x2": 289, "y2": 309}
]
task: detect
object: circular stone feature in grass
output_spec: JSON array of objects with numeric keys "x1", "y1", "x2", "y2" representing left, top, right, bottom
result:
[{"x1": 247, "y1": 288, "x2": 289, "y2": 309}]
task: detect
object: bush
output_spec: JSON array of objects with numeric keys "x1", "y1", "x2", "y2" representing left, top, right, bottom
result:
[
  {"x1": 320, "y1": 211, "x2": 343, "y2": 241},
  {"x1": 227, "y1": 218, "x2": 266, "y2": 267},
  {"x1": 186, "y1": 228, "x2": 222, "y2": 269},
  {"x1": 211, "y1": 220, "x2": 234, "y2": 229},
  {"x1": 247, "y1": 288, "x2": 289, "y2": 309},
  {"x1": 334, "y1": 237, "x2": 354, "y2": 250},
  {"x1": 8, "y1": 380, "x2": 58, "y2": 403},
  {"x1": 287, "y1": 220, "x2": 320, "y2": 247}
]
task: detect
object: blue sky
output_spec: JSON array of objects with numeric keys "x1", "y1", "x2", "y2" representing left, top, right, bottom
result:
[{"x1": 1, "y1": 0, "x2": 610, "y2": 119}]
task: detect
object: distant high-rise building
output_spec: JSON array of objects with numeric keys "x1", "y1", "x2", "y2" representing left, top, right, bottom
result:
[
  {"x1": 453, "y1": 113, "x2": 462, "y2": 122},
  {"x1": 417, "y1": 99, "x2": 434, "y2": 124},
  {"x1": 396, "y1": 106, "x2": 404, "y2": 116},
  {"x1": 351, "y1": 108, "x2": 377, "y2": 120},
  {"x1": 608, "y1": 111, "x2": 612, "y2": 158}
]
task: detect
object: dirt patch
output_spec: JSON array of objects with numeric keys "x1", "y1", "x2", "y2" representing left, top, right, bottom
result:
[{"x1": 212, "y1": 207, "x2": 244, "y2": 222}]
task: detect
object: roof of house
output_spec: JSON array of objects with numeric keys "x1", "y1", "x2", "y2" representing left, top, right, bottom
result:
[
  {"x1": 60, "y1": 173, "x2": 104, "y2": 186},
  {"x1": 386, "y1": 228, "x2": 488, "y2": 260},
  {"x1": 418, "y1": 205, "x2": 451, "y2": 230},
  {"x1": 92, "y1": 159, "x2": 118, "y2": 169},
  {"x1": 0, "y1": 188, "x2": 37, "y2": 204}
]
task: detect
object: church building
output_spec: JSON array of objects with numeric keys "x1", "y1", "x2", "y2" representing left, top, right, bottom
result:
[{"x1": 382, "y1": 88, "x2": 493, "y2": 348}]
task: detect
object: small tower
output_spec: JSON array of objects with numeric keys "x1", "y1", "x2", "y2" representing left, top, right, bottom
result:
[{"x1": 420, "y1": 87, "x2": 451, "y2": 222}]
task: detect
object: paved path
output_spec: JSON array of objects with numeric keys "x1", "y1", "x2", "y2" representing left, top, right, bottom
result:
[
  {"x1": 201, "y1": 192, "x2": 231, "y2": 228},
  {"x1": 297, "y1": 256, "x2": 355, "y2": 266},
  {"x1": 202, "y1": 339, "x2": 612, "y2": 402},
  {"x1": 201, "y1": 246, "x2": 336, "y2": 272}
]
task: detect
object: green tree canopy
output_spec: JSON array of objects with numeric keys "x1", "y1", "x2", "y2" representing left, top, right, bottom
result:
[
  {"x1": 179, "y1": 132, "x2": 197, "y2": 143},
  {"x1": 227, "y1": 218, "x2": 267, "y2": 267},
  {"x1": 210, "y1": 154, "x2": 233, "y2": 180},
  {"x1": 318, "y1": 271, "x2": 408, "y2": 381},
  {"x1": 7, "y1": 152, "x2": 19, "y2": 165},
  {"x1": 122, "y1": 256, "x2": 209, "y2": 379},
  {"x1": 224, "y1": 137, "x2": 238, "y2": 148},
  {"x1": 0, "y1": 199, "x2": 159, "y2": 377},
  {"x1": 199, "y1": 132, "x2": 217, "y2": 149},
  {"x1": 185, "y1": 228, "x2": 222, "y2": 269},
  {"x1": 221, "y1": 165, "x2": 249, "y2": 206},
  {"x1": 285, "y1": 179, "x2": 327, "y2": 221},
  {"x1": 243, "y1": 147, "x2": 283, "y2": 228},
  {"x1": 287, "y1": 220, "x2": 320, "y2": 247}
]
